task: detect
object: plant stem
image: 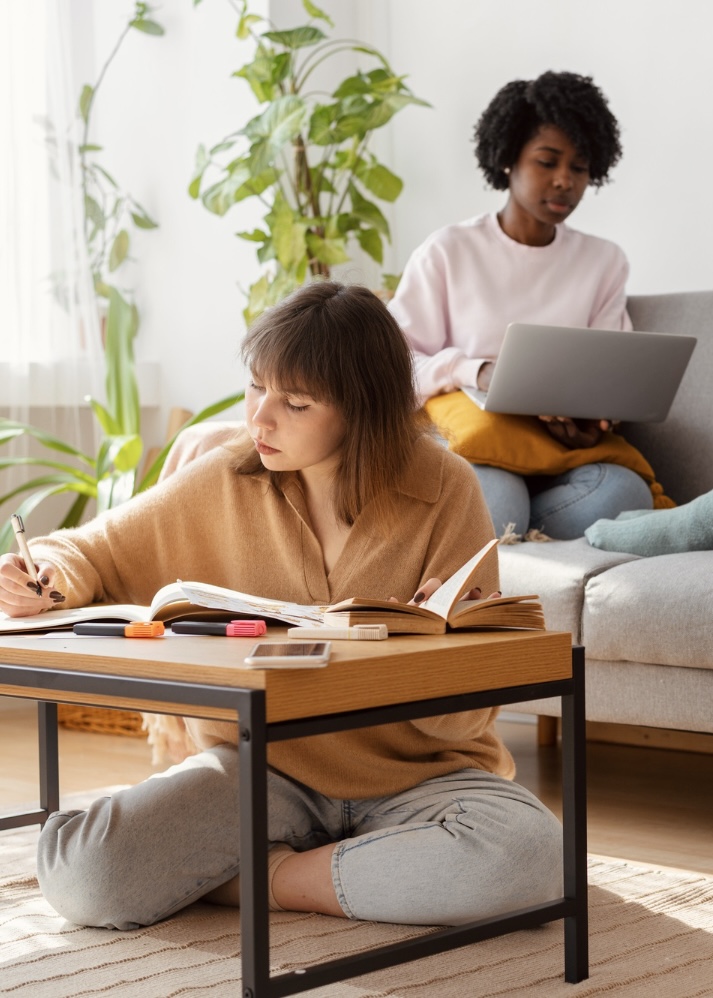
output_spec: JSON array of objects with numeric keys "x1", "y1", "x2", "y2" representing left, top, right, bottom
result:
[{"x1": 80, "y1": 21, "x2": 132, "y2": 256}]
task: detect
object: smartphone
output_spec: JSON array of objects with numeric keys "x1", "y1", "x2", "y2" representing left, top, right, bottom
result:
[{"x1": 242, "y1": 641, "x2": 332, "y2": 669}]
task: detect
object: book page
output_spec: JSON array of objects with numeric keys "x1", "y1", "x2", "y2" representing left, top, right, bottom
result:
[
  {"x1": 150, "y1": 581, "x2": 194, "y2": 617},
  {"x1": 418, "y1": 538, "x2": 499, "y2": 621},
  {"x1": 0, "y1": 603, "x2": 148, "y2": 634},
  {"x1": 177, "y1": 581, "x2": 327, "y2": 627}
]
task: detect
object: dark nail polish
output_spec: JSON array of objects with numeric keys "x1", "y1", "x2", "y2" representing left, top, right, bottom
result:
[
  {"x1": 27, "y1": 581, "x2": 43, "y2": 596},
  {"x1": 50, "y1": 591, "x2": 66, "y2": 603},
  {"x1": 40, "y1": 575, "x2": 50, "y2": 586},
  {"x1": 413, "y1": 591, "x2": 425, "y2": 603}
]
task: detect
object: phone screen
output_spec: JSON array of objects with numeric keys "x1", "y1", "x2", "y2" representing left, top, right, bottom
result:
[{"x1": 248, "y1": 642, "x2": 329, "y2": 657}]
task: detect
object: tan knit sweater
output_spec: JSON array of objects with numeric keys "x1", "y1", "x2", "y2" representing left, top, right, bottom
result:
[{"x1": 31, "y1": 429, "x2": 514, "y2": 796}]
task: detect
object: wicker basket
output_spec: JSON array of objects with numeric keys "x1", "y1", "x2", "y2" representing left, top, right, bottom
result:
[{"x1": 57, "y1": 704, "x2": 147, "y2": 738}]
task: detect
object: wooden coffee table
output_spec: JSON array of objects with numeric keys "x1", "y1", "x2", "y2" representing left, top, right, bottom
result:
[{"x1": 0, "y1": 627, "x2": 587, "y2": 994}]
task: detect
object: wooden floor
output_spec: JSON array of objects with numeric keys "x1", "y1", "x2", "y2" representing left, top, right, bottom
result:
[{"x1": 1, "y1": 699, "x2": 711, "y2": 876}]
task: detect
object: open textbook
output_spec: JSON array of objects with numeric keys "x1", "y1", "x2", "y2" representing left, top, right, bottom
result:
[{"x1": 0, "y1": 538, "x2": 545, "y2": 636}]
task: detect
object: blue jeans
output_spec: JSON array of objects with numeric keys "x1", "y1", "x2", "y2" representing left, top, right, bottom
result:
[
  {"x1": 36, "y1": 747, "x2": 562, "y2": 930},
  {"x1": 473, "y1": 463, "x2": 654, "y2": 539}
]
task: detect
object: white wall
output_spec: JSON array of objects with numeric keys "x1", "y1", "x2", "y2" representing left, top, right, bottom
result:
[
  {"x1": 369, "y1": 0, "x2": 713, "y2": 296},
  {"x1": 87, "y1": 0, "x2": 713, "y2": 434}
]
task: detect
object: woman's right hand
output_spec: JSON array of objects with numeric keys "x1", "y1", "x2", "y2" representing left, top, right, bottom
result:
[
  {"x1": 476, "y1": 361, "x2": 496, "y2": 391},
  {"x1": 0, "y1": 554, "x2": 64, "y2": 618}
]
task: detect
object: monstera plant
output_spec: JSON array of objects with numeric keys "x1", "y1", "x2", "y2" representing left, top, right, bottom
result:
[{"x1": 190, "y1": 0, "x2": 429, "y2": 322}]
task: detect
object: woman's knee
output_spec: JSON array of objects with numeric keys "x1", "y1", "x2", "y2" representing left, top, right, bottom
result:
[
  {"x1": 447, "y1": 790, "x2": 563, "y2": 918},
  {"x1": 471, "y1": 464, "x2": 530, "y2": 537},
  {"x1": 37, "y1": 803, "x2": 147, "y2": 929}
]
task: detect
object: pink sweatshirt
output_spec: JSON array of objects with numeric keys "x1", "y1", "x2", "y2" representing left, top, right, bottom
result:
[{"x1": 389, "y1": 212, "x2": 632, "y2": 403}]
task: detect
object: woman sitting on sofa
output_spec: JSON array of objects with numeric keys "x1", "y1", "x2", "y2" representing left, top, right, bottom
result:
[
  {"x1": 0, "y1": 282, "x2": 562, "y2": 931},
  {"x1": 389, "y1": 70, "x2": 653, "y2": 539}
]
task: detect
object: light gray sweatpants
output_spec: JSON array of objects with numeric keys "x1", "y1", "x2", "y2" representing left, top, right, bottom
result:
[{"x1": 37, "y1": 745, "x2": 563, "y2": 930}]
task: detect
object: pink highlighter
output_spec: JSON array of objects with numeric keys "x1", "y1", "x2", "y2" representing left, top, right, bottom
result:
[{"x1": 170, "y1": 620, "x2": 267, "y2": 636}]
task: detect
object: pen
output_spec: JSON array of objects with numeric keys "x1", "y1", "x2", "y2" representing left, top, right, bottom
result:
[
  {"x1": 73, "y1": 622, "x2": 166, "y2": 638},
  {"x1": 10, "y1": 514, "x2": 42, "y2": 597}
]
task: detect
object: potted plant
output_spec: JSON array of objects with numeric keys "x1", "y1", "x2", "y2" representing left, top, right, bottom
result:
[
  {"x1": 0, "y1": 3, "x2": 243, "y2": 553},
  {"x1": 190, "y1": 0, "x2": 429, "y2": 323}
]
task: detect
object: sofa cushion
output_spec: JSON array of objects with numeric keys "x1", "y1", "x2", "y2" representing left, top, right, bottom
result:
[
  {"x1": 625, "y1": 291, "x2": 713, "y2": 505},
  {"x1": 498, "y1": 538, "x2": 639, "y2": 641},
  {"x1": 507, "y1": 660, "x2": 713, "y2": 733},
  {"x1": 582, "y1": 551, "x2": 713, "y2": 669}
]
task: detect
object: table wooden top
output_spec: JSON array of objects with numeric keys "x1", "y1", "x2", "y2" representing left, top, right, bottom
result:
[{"x1": 0, "y1": 628, "x2": 572, "y2": 723}]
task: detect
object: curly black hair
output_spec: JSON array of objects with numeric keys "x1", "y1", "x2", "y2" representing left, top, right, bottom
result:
[{"x1": 474, "y1": 71, "x2": 622, "y2": 190}]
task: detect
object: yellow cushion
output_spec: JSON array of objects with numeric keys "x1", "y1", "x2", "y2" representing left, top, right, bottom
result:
[{"x1": 425, "y1": 391, "x2": 674, "y2": 509}]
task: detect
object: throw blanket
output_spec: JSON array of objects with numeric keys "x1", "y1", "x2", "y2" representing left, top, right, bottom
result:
[{"x1": 425, "y1": 392, "x2": 674, "y2": 509}]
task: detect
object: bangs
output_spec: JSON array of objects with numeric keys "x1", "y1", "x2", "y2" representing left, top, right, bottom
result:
[{"x1": 242, "y1": 310, "x2": 338, "y2": 404}]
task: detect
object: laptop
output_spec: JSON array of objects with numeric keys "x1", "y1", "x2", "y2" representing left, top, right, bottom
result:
[{"x1": 461, "y1": 322, "x2": 696, "y2": 423}]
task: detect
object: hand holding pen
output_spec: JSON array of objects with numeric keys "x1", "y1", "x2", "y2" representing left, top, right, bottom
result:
[{"x1": 0, "y1": 515, "x2": 65, "y2": 618}]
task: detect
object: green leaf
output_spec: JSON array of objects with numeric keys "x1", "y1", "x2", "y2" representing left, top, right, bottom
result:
[
  {"x1": 268, "y1": 195, "x2": 308, "y2": 269},
  {"x1": 348, "y1": 184, "x2": 390, "y2": 236},
  {"x1": 79, "y1": 84, "x2": 94, "y2": 124},
  {"x1": 59, "y1": 493, "x2": 92, "y2": 530},
  {"x1": 236, "y1": 229, "x2": 268, "y2": 243},
  {"x1": 84, "y1": 194, "x2": 105, "y2": 230},
  {"x1": 130, "y1": 18, "x2": 164, "y2": 35},
  {"x1": 355, "y1": 161, "x2": 403, "y2": 202},
  {"x1": 93, "y1": 163, "x2": 119, "y2": 188},
  {"x1": 243, "y1": 274, "x2": 270, "y2": 326},
  {"x1": 86, "y1": 396, "x2": 119, "y2": 437},
  {"x1": 363, "y1": 92, "x2": 431, "y2": 131},
  {"x1": 188, "y1": 143, "x2": 210, "y2": 199},
  {"x1": 130, "y1": 210, "x2": 158, "y2": 230},
  {"x1": 243, "y1": 95, "x2": 308, "y2": 153},
  {"x1": 237, "y1": 12, "x2": 262, "y2": 38},
  {"x1": 302, "y1": 0, "x2": 334, "y2": 26},
  {"x1": 356, "y1": 227, "x2": 383, "y2": 264},
  {"x1": 96, "y1": 435, "x2": 143, "y2": 477},
  {"x1": 263, "y1": 26, "x2": 326, "y2": 49},
  {"x1": 0, "y1": 419, "x2": 92, "y2": 462},
  {"x1": 382, "y1": 272, "x2": 402, "y2": 293},
  {"x1": 233, "y1": 46, "x2": 292, "y2": 104},
  {"x1": 306, "y1": 232, "x2": 350, "y2": 266},
  {"x1": 0, "y1": 474, "x2": 96, "y2": 514},
  {"x1": 0, "y1": 457, "x2": 96, "y2": 485},
  {"x1": 79, "y1": 143, "x2": 103, "y2": 153},
  {"x1": 233, "y1": 167, "x2": 279, "y2": 204},
  {"x1": 109, "y1": 229, "x2": 130, "y2": 271},
  {"x1": 104, "y1": 288, "x2": 140, "y2": 435},
  {"x1": 97, "y1": 470, "x2": 137, "y2": 514}
]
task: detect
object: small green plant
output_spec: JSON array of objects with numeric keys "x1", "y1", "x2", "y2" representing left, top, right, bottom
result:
[
  {"x1": 190, "y1": 0, "x2": 428, "y2": 322},
  {"x1": 0, "y1": 3, "x2": 242, "y2": 553}
]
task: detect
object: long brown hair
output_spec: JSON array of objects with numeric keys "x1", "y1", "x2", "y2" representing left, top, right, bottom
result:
[{"x1": 235, "y1": 281, "x2": 429, "y2": 526}]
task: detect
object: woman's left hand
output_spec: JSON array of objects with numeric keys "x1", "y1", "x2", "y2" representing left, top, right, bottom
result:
[{"x1": 538, "y1": 415, "x2": 616, "y2": 449}]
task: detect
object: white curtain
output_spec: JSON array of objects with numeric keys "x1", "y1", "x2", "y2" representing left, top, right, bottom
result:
[{"x1": 0, "y1": 0, "x2": 103, "y2": 523}]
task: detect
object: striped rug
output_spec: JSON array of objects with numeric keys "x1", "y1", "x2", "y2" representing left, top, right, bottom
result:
[{"x1": 1, "y1": 793, "x2": 711, "y2": 997}]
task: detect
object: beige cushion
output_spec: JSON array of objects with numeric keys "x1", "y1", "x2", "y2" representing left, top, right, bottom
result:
[
  {"x1": 498, "y1": 539, "x2": 638, "y2": 642},
  {"x1": 582, "y1": 552, "x2": 713, "y2": 669}
]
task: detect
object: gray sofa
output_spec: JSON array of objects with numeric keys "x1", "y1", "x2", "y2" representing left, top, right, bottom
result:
[{"x1": 499, "y1": 291, "x2": 713, "y2": 736}]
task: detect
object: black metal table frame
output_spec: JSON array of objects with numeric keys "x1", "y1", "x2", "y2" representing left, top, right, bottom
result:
[{"x1": 0, "y1": 645, "x2": 586, "y2": 996}]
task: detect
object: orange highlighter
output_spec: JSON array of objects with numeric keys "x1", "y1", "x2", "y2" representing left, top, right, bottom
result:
[{"x1": 73, "y1": 622, "x2": 165, "y2": 638}]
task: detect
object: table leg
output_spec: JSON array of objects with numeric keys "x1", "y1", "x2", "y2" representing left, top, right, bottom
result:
[
  {"x1": 38, "y1": 702, "x2": 59, "y2": 823},
  {"x1": 562, "y1": 646, "x2": 588, "y2": 982},
  {"x1": 237, "y1": 689, "x2": 271, "y2": 998}
]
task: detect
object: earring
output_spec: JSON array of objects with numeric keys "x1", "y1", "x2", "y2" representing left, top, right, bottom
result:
[{"x1": 503, "y1": 167, "x2": 511, "y2": 175}]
